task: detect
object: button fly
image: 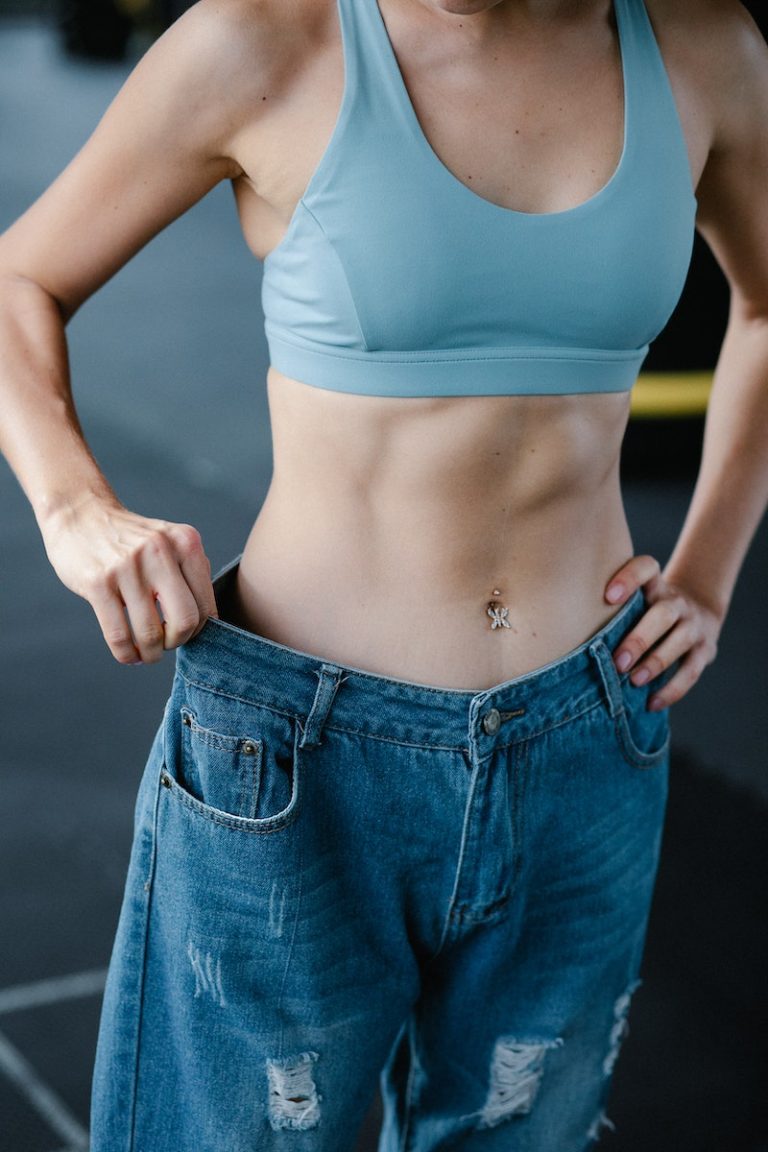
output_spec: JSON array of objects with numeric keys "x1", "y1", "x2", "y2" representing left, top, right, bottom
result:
[{"x1": 482, "y1": 708, "x2": 501, "y2": 735}]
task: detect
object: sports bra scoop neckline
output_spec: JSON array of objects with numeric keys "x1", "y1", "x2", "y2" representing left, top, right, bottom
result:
[
  {"x1": 367, "y1": 0, "x2": 630, "y2": 222},
  {"x1": 260, "y1": 0, "x2": 697, "y2": 398}
]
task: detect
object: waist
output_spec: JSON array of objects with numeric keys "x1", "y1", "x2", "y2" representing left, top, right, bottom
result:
[
  {"x1": 217, "y1": 484, "x2": 634, "y2": 690},
  {"x1": 179, "y1": 555, "x2": 647, "y2": 751}
]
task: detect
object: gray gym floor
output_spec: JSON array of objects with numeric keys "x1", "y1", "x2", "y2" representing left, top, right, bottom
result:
[{"x1": 1, "y1": 16, "x2": 766, "y2": 1151}]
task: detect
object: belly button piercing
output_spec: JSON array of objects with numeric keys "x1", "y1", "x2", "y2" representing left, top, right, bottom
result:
[{"x1": 486, "y1": 593, "x2": 512, "y2": 630}]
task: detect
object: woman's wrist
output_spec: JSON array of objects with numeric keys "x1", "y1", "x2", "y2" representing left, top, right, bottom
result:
[
  {"x1": 659, "y1": 562, "x2": 731, "y2": 625},
  {"x1": 35, "y1": 479, "x2": 122, "y2": 535}
]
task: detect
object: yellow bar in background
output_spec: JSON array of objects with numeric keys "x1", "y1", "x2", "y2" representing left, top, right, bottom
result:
[{"x1": 630, "y1": 372, "x2": 713, "y2": 418}]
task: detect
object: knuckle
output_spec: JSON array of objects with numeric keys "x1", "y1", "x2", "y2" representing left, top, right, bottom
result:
[
  {"x1": 641, "y1": 553, "x2": 660, "y2": 574},
  {"x1": 134, "y1": 625, "x2": 164, "y2": 646},
  {"x1": 643, "y1": 650, "x2": 665, "y2": 677},
  {"x1": 165, "y1": 616, "x2": 202, "y2": 644},
  {"x1": 112, "y1": 554, "x2": 139, "y2": 580},
  {"x1": 142, "y1": 533, "x2": 172, "y2": 561},
  {"x1": 672, "y1": 593, "x2": 689, "y2": 617},
  {"x1": 656, "y1": 597, "x2": 681, "y2": 627},
  {"x1": 104, "y1": 629, "x2": 133, "y2": 649},
  {"x1": 83, "y1": 568, "x2": 115, "y2": 596},
  {"x1": 175, "y1": 612, "x2": 202, "y2": 634},
  {"x1": 628, "y1": 632, "x2": 649, "y2": 657},
  {"x1": 174, "y1": 524, "x2": 203, "y2": 555}
]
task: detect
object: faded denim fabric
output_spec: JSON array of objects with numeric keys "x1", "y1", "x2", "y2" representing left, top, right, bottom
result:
[{"x1": 90, "y1": 552, "x2": 676, "y2": 1151}]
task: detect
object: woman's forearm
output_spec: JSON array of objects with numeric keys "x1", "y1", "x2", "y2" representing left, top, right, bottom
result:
[
  {"x1": 662, "y1": 308, "x2": 768, "y2": 620},
  {"x1": 0, "y1": 272, "x2": 120, "y2": 529}
]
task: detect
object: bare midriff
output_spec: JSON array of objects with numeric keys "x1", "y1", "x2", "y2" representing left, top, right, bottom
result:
[{"x1": 224, "y1": 365, "x2": 636, "y2": 691}]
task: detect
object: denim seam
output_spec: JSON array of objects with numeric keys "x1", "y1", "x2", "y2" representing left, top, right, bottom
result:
[
  {"x1": 612, "y1": 714, "x2": 671, "y2": 770},
  {"x1": 162, "y1": 740, "x2": 301, "y2": 835},
  {"x1": 127, "y1": 742, "x2": 164, "y2": 1150},
  {"x1": 178, "y1": 670, "x2": 607, "y2": 754},
  {"x1": 471, "y1": 698, "x2": 606, "y2": 764},
  {"x1": 164, "y1": 786, "x2": 299, "y2": 835},
  {"x1": 398, "y1": 1015, "x2": 418, "y2": 1152},
  {"x1": 510, "y1": 736, "x2": 528, "y2": 890},
  {"x1": 276, "y1": 777, "x2": 305, "y2": 1056},
  {"x1": 178, "y1": 672, "x2": 301, "y2": 723},
  {"x1": 433, "y1": 752, "x2": 483, "y2": 955}
]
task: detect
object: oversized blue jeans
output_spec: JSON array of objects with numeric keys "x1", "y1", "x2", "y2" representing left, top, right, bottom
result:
[{"x1": 90, "y1": 552, "x2": 675, "y2": 1151}]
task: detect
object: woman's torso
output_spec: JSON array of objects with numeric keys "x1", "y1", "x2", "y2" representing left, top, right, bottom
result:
[{"x1": 222, "y1": 0, "x2": 711, "y2": 690}]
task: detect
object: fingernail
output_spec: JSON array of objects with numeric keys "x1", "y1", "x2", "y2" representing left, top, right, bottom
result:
[
  {"x1": 616, "y1": 650, "x2": 632, "y2": 671},
  {"x1": 129, "y1": 659, "x2": 143, "y2": 665},
  {"x1": 633, "y1": 667, "x2": 650, "y2": 684},
  {"x1": 606, "y1": 582, "x2": 625, "y2": 602}
]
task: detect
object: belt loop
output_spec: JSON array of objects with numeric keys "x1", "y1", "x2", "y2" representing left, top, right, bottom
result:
[
  {"x1": 299, "y1": 663, "x2": 348, "y2": 750},
  {"x1": 588, "y1": 638, "x2": 624, "y2": 720}
]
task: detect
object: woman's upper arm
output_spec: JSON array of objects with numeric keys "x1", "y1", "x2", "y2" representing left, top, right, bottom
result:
[
  {"x1": 693, "y1": 1, "x2": 768, "y2": 321},
  {"x1": 0, "y1": 0, "x2": 272, "y2": 322}
]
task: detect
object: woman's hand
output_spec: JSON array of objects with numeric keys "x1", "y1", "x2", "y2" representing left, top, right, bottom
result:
[
  {"x1": 40, "y1": 493, "x2": 219, "y2": 665},
  {"x1": 604, "y1": 554, "x2": 724, "y2": 710}
]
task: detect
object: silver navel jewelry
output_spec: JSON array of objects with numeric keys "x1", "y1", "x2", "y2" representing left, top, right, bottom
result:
[{"x1": 487, "y1": 599, "x2": 512, "y2": 630}]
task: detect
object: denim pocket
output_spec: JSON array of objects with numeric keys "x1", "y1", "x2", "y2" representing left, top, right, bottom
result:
[
  {"x1": 612, "y1": 670, "x2": 671, "y2": 770},
  {"x1": 161, "y1": 682, "x2": 301, "y2": 833},
  {"x1": 179, "y1": 707, "x2": 265, "y2": 820},
  {"x1": 590, "y1": 637, "x2": 673, "y2": 771}
]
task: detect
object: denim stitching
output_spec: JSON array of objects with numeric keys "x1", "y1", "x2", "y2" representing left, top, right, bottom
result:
[
  {"x1": 163, "y1": 781, "x2": 300, "y2": 834},
  {"x1": 612, "y1": 715, "x2": 671, "y2": 770},
  {"x1": 162, "y1": 725, "x2": 301, "y2": 835},
  {"x1": 510, "y1": 737, "x2": 529, "y2": 891},
  {"x1": 128, "y1": 735, "x2": 165, "y2": 1149},
  {"x1": 178, "y1": 670, "x2": 606, "y2": 754},
  {"x1": 398, "y1": 1016, "x2": 418, "y2": 1152}
]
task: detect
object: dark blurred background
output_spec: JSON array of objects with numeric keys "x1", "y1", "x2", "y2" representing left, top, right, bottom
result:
[{"x1": 0, "y1": 3, "x2": 766, "y2": 1151}]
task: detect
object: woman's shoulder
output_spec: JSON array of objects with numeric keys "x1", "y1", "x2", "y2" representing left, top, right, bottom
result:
[
  {"x1": 643, "y1": 0, "x2": 766, "y2": 102},
  {"x1": 169, "y1": 0, "x2": 336, "y2": 85},
  {"x1": 644, "y1": 0, "x2": 766, "y2": 158},
  {"x1": 123, "y1": 0, "x2": 335, "y2": 184}
]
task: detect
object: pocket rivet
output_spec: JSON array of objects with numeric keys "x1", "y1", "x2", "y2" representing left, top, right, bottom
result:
[
  {"x1": 182, "y1": 713, "x2": 192, "y2": 726},
  {"x1": 160, "y1": 772, "x2": 172, "y2": 788},
  {"x1": 242, "y1": 740, "x2": 258, "y2": 755}
]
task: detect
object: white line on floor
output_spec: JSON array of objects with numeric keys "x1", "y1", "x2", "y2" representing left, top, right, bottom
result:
[
  {"x1": 0, "y1": 1028, "x2": 89, "y2": 1148},
  {"x1": 0, "y1": 968, "x2": 107, "y2": 1016}
]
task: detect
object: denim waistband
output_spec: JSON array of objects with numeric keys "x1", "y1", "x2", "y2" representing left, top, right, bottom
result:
[{"x1": 175, "y1": 552, "x2": 646, "y2": 758}]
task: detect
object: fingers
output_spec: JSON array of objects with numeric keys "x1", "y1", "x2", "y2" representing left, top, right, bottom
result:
[
  {"x1": 172, "y1": 524, "x2": 219, "y2": 636},
  {"x1": 645, "y1": 647, "x2": 712, "y2": 710},
  {"x1": 612, "y1": 593, "x2": 689, "y2": 675},
  {"x1": 611, "y1": 591, "x2": 719, "y2": 709},
  {"x1": 131, "y1": 528, "x2": 216, "y2": 661},
  {"x1": 90, "y1": 587, "x2": 142, "y2": 665},
  {"x1": 88, "y1": 523, "x2": 216, "y2": 664},
  {"x1": 119, "y1": 550, "x2": 180, "y2": 662},
  {"x1": 605, "y1": 554, "x2": 661, "y2": 604}
]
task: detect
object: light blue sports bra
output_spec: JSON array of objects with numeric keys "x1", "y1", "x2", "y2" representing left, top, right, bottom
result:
[{"x1": 261, "y1": 0, "x2": 697, "y2": 397}]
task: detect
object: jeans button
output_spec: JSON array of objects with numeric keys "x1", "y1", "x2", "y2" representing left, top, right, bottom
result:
[{"x1": 482, "y1": 708, "x2": 501, "y2": 735}]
